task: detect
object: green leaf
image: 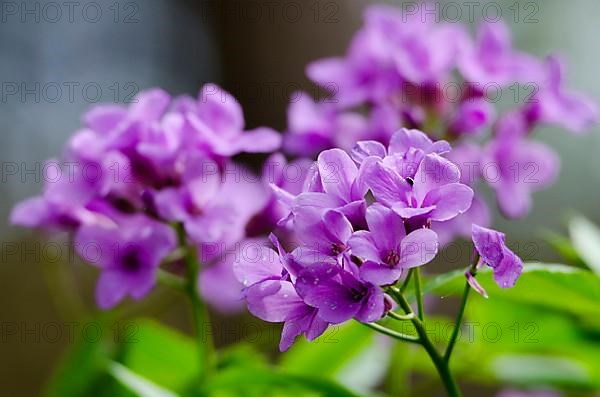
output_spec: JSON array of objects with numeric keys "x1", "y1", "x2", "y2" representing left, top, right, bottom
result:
[
  {"x1": 108, "y1": 361, "x2": 180, "y2": 397},
  {"x1": 569, "y1": 215, "x2": 600, "y2": 274},
  {"x1": 279, "y1": 322, "x2": 374, "y2": 377},
  {"x1": 201, "y1": 367, "x2": 362, "y2": 397},
  {"x1": 408, "y1": 264, "x2": 600, "y2": 389},
  {"x1": 118, "y1": 319, "x2": 199, "y2": 393},
  {"x1": 542, "y1": 231, "x2": 587, "y2": 268},
  {"x1": 491, "y1": 355, "x2": 592, "y2": 388},
  {"x1": 44, "y1": 320, "x2": 129, "y2": 397},
  {"x1": 423, "y1": 263, "x2": 600, "y2": 319}
]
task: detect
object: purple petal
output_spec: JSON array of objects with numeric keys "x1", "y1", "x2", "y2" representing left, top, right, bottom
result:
[
  {"x1": 493, "y1": 247, "x2": 523, "y2": 289},
  {"x1": 361, "y1": 157, "x2": 411, "y2": 207},
  {"x1": 299, "y1": 278, "x2": 362, "y2": 324},
  {"x1": 197, "y1": 84, "x2": 244, "y2": 134},
  {"x1": 233, "y1": 245, "x2": 282, "y2": 288},
  {"x1": 95, "y1": 270, "x2": 129, "y2": 309},
  {"x1": 413, "y1": 154, "x2": 462, "y2": 205},
  {"x1": 351, "y1": 140, "x2": 387, "y2": 164},
  {"x1": 472, "y1": 224, "x2": 505, "y2": 268},
  {"x1": 466, "y1": 271, "x2": 488, "y2": 299},
  {"x1": 349, "y1": 231, "x2": 381, "y2": 263},
  {"x1": 245, "y1": 280, "x2": 305, "y2": 322},
  {"x1": 359, "y1": 260, "x2": 403, "y2": 286},
  {"x1": 365, "y1": 203, "x2": 406, "y2": 252},
  {"x1": 10, "y1": 196, "x2": 51, "y2": 228},
  {"x1": 423, "y1": 183, "x2": 474, "y2": 222},
  {"x1": 355, "y1": 286, "x2": 385, "y2": 323},
  {"x1": 399, "y1": 229, "x2": 439, "y2": 269},
  {"x1": 317, "y1": 149, "x2": 358, "y2": 201},
  {"x1": 83, "y1": 105, "x2": 127, "y2": 134},
  {"x1": 129, "y1": 89, "x2": 171, "y2": 121},
  {"x1": 234, "y1": 127, "x2": 282, "y2": 154}
]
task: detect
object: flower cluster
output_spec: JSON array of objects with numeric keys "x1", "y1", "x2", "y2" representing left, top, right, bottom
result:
[
  {"x1": 283, "y1": 6, "x2": 597, "y2": 241},
  {"x1": 11, "y1": 85, "x2": 282, "y2": 309},
  {"x1": 235, "y1": 129, "x2": 523, "y2": 350}
]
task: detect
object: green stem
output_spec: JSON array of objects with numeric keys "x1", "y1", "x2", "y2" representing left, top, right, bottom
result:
[
  {"x1": 400, "y1": 268, "x2": 414, "y2": 293},
  {"x1": 177, "y1": 226, "x2": 215, "y2": 381},
  {"x1": 443, "y1": 281, "x2": 471, "y2": 363},
  {"x1": 157, "y1": 268, "x2": 186, "y2": 290},
  {"x1": 388, "y1": 287, "x2": 463, "y2": 397},
  {"x1": 362, "y1": 322, "x2": 420, "y2": 344},
  {"x1": 414, "y1": 268, "x2": 425, "y2": 321},
  {"x1": 388, "y1": 311, "x2": 416, "y2": 321}
]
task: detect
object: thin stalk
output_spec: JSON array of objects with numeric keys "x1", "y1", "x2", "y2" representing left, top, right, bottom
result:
[
  {"x1": 157, "y1": 268, "x2": 186, "y2": 290},
  {"x1": 444, "y1": 254, "x2": 480, "y2": 363},
  {"x1": 414, "y1": 268, "x2": 425, "y2": 321},
  {"x1": 361, "y1": 322, "x2": 420, "y2": 344},
  {"x1": 443, "y1": 281, "x2": 470, "y2": 362},
  {"x1": 388, "y1": 287, "x2": 463, "y2": 397},
  {"x1": 388, "y1": 311, "x2": 416, "y2": 321},
  {"x1": 400, "y1": 268, "x2": 414, "y2": 293},
  {"x1": 177, "y1": 226, "x2": 215, "y2": 381}
]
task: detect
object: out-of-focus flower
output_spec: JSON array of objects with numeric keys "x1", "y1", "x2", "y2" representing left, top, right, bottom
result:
[
  {"x1": 75, "y1": 215, "x2": 176, "y2": 309},
  {"x1": 527, "y1": 55, "x2": 599, "y2": 134},
  {"x1": 484, "y1": 124, "x2": 559, "y2": 219},
  {"x1": 11, "y1": 85, "x2": 281, "y2": 311}
]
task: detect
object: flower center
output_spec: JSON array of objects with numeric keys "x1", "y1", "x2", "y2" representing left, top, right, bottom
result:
[
  {"x1": 121, "y1": 249, "x2": 143, "y2": 273},
  {"x1": 331, "y1": 243, "x2": 345, "y2": 256},
  {"x1": 384, "y1": 250, "x2": 401, "y2": 266}
]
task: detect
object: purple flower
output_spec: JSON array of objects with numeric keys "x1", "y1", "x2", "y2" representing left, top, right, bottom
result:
[
  {"x1": 472, "y1": 224, "x2": 523, "y2": 289},
  {"x1": 484, "y1": 128, "x2": 559, "y2": 219},
  {"x1": 283, "y1": 93, "x2": 368, "y2": 157},
  {"x1": 75, "y1": 215, "x2": 177, "y2": 309},
  {"x1": 293, "y1": 209, "x2": 354, "y2": 265},
  {"x1": 306, "y1": 13, "x2": 402, "y2": 108},
  {"x1": 352, "y1": 128, "x2": 451, "y2": 177},
  {"x1": 434, "y1": 194, "x2": 491, "y2": 247},
  {"x1": 233, "y1": 235, "x2": 329, "y2": 351},
  {"x1": 295, "y1": 263, "x2": 386, "y2": 324},
  {"x1": 349, "y1": 204, "x2": 439, "y2": 285},
  {"x1": 362, "y1": 152, "x2": 473, "y2": 227},
  {"x1": 449, "y1": 98, "x2": 495, "y2": 136},
  {"x1": 527, "y1": 56, "x2": 598, "y2": 134},
  {"x1": 459, "y1": 20, "x2": 541, "y2": 87},
  {"x1": 291, "y1": 148, "x2": 368, "y2": 226},
  {"x1": 199, "y1": 238, "x2": 269, "y2": 314},
  {"x1": 184, "y1": 84, "x2": 282, "y2": 156}
]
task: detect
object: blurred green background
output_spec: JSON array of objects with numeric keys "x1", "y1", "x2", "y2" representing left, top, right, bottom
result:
[{"x1": 1, "y1": 0, "x2": 600, "y2": 396}]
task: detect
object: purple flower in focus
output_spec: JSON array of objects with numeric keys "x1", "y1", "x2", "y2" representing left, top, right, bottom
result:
[
  {"x1": 233, "y1": 235, "x2": 329, "y2": 351},
  {"x1": 75, "y1": 215, "x2": 176, "y2": 309},
  {"x1": 349, "y1": 204, "x2": 439, "y2": 285},
  {"x1": 291, "y1": 148, "x2": 368, "y2": 225},
  {"x1": 527, "y1": 56, "x2": 598, "y2": 134},
  {"x1": 472, "y1": 224, "x2": 523, "y2": 289},
  {"x1": 362, "y1": 152, "x2": 473, "y2": 227},
  {"x1": 352, "y1": 128, "x2": 451, "y2": 178},
  {"x1": 292, "y1": 209, "x2": 354, "y2": 268},
  {"x1": 295, "y1": 263, "x2": 386, "y2": 324}
]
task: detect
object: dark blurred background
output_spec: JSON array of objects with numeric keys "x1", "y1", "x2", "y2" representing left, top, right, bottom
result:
[{"x1": 1, "y1": 0, "x2": 599, "y2": 395}]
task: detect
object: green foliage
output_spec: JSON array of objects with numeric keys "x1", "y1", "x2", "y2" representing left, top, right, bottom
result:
[
  {"x1": 413, "y1": 264, "x2": 600, "y2": 390},
  {"x1": 569, "y1": 215, "x2": 600, "y2": 274}
]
